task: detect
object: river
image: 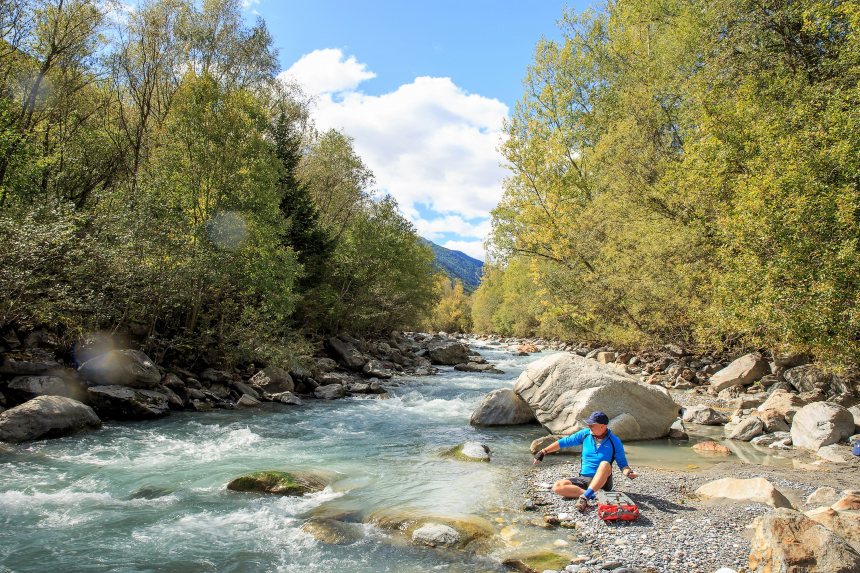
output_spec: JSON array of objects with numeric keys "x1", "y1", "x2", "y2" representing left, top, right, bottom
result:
[{"x1": 0, "y1": 341, "x2": 793, "y2": 572}]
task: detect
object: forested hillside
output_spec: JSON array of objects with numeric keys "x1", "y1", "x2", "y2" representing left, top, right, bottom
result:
[
  {"x1": 0, "y1": 0, "x2": 437, "y2": 367},
  {"x1": 422, "y1": 239, "x2": 484, "y2": 291},
  {"x1": 476, "y1": 0, "x2": 860, "y2": 365}
]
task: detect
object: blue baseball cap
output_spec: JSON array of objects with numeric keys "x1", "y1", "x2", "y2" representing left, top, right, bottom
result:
[{"x1": 584, "y1": 411, "x2": 610, "y2": 425}]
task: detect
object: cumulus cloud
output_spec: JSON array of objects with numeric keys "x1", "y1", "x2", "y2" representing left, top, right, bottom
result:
[
  {"x1": 280, "y1": 49, "x2": 507, "y2": 259},
  {"x1": 279, "y1": 49, "x2": 377, "y2": 95}
]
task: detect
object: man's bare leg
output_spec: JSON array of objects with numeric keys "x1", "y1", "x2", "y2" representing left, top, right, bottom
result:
[
  {"x1": 587, "y1": 461, "x2": 612, "y2": 492},
  {"x1": 551, "y1": 479, "x2": 585, "y2": 499}
]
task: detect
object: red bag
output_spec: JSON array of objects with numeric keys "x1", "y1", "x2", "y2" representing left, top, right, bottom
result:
[{"x1": 595, "y1": 490, "x2": 640, "y2": 521}]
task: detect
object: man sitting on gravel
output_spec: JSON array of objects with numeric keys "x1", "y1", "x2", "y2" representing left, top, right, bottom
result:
[{"x1": 533, "y1": 410, "x2": 638, "y2": 512}]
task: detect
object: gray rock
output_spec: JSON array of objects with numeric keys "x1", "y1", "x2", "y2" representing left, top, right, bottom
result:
[
  {"x1": 427, "y1": 341, "x2": 471, "y2": 365},
  {"x1": 78, "y1": 350, "x2": 161, "y2": 389},
  {"x1": 199, "y1": 368, "x2": 231, "y2": 384},
  {"x1": 513, "y1": 353, "x2": 678, "y2": 439},
  {"x1": 784, "y1": 365, "x2": 835, "y2": 395},
  {"x1": 155, "y1": 384, "x2": 185, "y2": 410},
  {"x1": 314, "y1": 384, "x2": 345, "y2": 400},
  {"x1": 230, "y1": 380, "x2": 260, "y2": 400},
  {"x1": 0, "y1": 396, "x2": 101, "y2": 443},
  {"x1": 455, "y1": 362, "x2": 504, "y2": 373},
  {"x1": 750, "y1": 431, "x2": 792, "y2": 448},
  {"x1": 725, "y1": 415, "x2": 765, "y2": 441},
  {"x1": 790, "y1": 402, "x2": 855, "y2": 450},
  {"x1": 608, "y1": 412, "x2": 642, "y2": 441},
  {"x1": 362, "y1": 360, "x2": 393, "y2": 379},
  {"x1": 327, "y1": 337, "x2": 367, "y2": 370},
  {"x1": 0, "y1": 356, "x2": 61, "y2": 376},
  {"x1": 249, "y1": 366, "x2": 294, "y2": 394},
  {"x1": 709, "y1": 353, "x2": 770, "y2": 393},
  {"x1": 470, "y1": 389, "x2": 535, "y2": 426},
  {"x1": 236, "y1": 394, "x2": 260, "y2": 408},
  {"x1": 270, "y1": 391, "x2": 303, "y2": 405},
  {"x1": 7, "y1": 375, "x2": 88, "y2": 402},
  {"x1": 411, "y1": 523, "x2": 460, "y2": 548},
  {"x1": 683, "y1": 405, "x2": 729, "y2": 426},
  {"x1": 315, "y1": 357, "x2": 339, "y2": 373},
  {"x1": 87, "y1": 385, "x2": 169, "y2": 419}
]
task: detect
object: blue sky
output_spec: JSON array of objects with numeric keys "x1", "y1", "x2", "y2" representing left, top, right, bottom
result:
[{"x1": 245, "y1": 0, "x2": 593, "y2": 259}]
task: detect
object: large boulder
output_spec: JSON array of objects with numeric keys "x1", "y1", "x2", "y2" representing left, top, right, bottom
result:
[
  {"x1": 784, "y1": 364, "x2": 830, "y2": 392},
  {"x1": 513, "y1": 353, "x2": 678, "y2": 439},
  {"x1": 427, "y1": 341, "x2": 472, "y2": 365},
  {"x1": 362, "y1": 360, "x2": 393, "y2": 379},
  {"x1": 696, "y1": 477, "x2": 793, "y2": 508},
  {"x1": 848, "y1": 404, "x2": 860, "y2": 433},
  {"x1": 470, "y1": 389, "x2": 535, "y2": 426},
  {"x1": 6, "y1": 375, "x2": 88, "y2": 403},
  {"x1": 0, "y1": 396, "x2": 101, "y2": 443},
  {"x1": 805, "y1": 506, "x2": 860, "y2": 552},
  {"x1": 314, "y1": 384, "x2": 345, "y2": 400},
  {"x1": 87, "y1": 385, "x2": 169, "y2": 420},
  {"x1": 0, "y1": 356, "x2": 61, "y2": 376},
  {"x1": 758, "y1": 390, "x2": 808, "y2": 424},
  {"x1": 709, "y1": 353, "x2": 770, "y2": 393},
  {"x1": 326, "y1": 337, "x2": 367, "y2": 370},
  {"x1": 790, "y1": 402, "x2": 855, "y2": 451},
  {"x1": 749, "y1": 508, "x2": 860, "y2": 573},
  {"x1": 249, "y1": 366, "x2": 294, "y2": 394},
  {"x1": 77, "y1": 350, "x2": 161, "y2": 389},
  {"x1": 725, "y1": 415, "x2": 765, "y2": 441}
]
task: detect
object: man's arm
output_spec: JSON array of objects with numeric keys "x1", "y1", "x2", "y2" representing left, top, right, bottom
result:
[
  {"x1": 613, "y1": 436, "x2": 638, "y2": 478},
  {"x1": 533, "y1": 430, "x2": 585, "y2": 464}
]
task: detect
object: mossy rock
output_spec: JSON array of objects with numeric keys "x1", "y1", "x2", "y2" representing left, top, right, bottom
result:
[
  {"x1": 226, "y1": 471, "x2": 328, "y2": 495},
  {"x1": 300, "y1": 518, "x2": 364, "y2": 545},
  {"x1": 366, "y1": 508, "x2": 494, "y2": 551},
  {"x1": 442, "y1": 441, "x2": 491, "y2": 462},
  {"x1": 502, "y1": 551, "x2": 571, "y2": 573}
]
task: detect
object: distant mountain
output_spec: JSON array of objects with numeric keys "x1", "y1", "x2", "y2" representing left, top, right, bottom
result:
[{"x1": 422, "y1": 239, "x2": 484, "y2": 291}]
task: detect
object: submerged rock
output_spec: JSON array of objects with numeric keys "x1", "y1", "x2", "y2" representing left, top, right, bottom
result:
[
  {"x1": 411, "y1": 523, "x2": 460, "y2": 548},
  {"x1": 366, "y1": 508, "x2": 494, "y2": 551},
  {"x1": 300, "y1": 518, "x2": 363, "y2": 545},
  {"x1": 0, "y1": 396, "x2": 101, "y2": 443},
  {"x1": 501, "y1": 551, "x2": 570, "y2": 573},
  {"x1": 443, "y1": 442, "x2": 491, "y2": 462},
  {"x1": 692, "y1": 441, "x2": 731, "y2": 455},
  {"x1": 226, "y1": 471, "x2": 327, "y2": 496}
]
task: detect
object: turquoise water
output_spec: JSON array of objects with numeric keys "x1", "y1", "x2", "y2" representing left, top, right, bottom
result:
[{"x1": 0, "y1": 344, "x2": 794, "y2": 572}]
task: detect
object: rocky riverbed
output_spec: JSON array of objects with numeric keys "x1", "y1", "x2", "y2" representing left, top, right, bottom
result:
[{"x1": 520, "y1": 459, "x2": 858, "y2": 573}]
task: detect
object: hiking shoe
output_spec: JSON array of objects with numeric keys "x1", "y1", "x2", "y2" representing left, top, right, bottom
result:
[{"x1": 575, "y1": 495, "x2": 589, "y2": 512}]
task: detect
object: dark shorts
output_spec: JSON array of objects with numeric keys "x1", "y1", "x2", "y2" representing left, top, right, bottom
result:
[{"x1": 568, "y1": 474, "x2": 613, "y2": 491}]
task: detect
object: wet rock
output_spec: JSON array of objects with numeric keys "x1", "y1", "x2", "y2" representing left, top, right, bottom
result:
[
  {"x1": 300, "y1": 518, "x2": 363, "y2": 545},
  {"x1": 513, "y1": 353, "x2": 678, "y2": 440},
  {"x1": 470, "y1": 389, "x2": 535, "y2": 426},
  {"x1": 455, "y1": 362, "x2": 504, "y2": 373},
  {"x1": 199, "y1": 368, "x2": 231, "y2": 385},
  {"x1": 314, "y1": 357, "x2": 339, "y2": 373},
  {"x1": 790, "y1": 402, "x2": 855, "y2": 450},
  {"x1": 362, "y1": 359, "x2": 393, "y2": 379},
  {"x1": 443, "y1": 441, "x2": 490, "y2": 462},
  {"x1": 78, "y1": 350, "x2": 161, "y2": 389},
  {"x1": 155, "y1": 384, "x2": 184, "y2": 410},
  {"x1": 236, "y1": 394, "x2": 260, "y2": 408},
  {"x1": 692, "y1": 441, "x2": 731, "y2": 455},
  {"x1": 709, "y1": 353, "x2": 769, "y2": 393},
  {"x1": 427, "y1": 340, "x2": 471, "y2": 365},
  {"x1": 411, "y1": 523, "x2": 460, "y2": 548},
  {"x1": 696, "y1": 477, "x2": 792, "y2": 508},
  {"x1": 314, "y1": 384, "x2": 345, "y2": 400},
  {"x1": 87, "y1": 385, "x2": 169, "y2": 420},
  {"x1": 226, "y1": 471, "x2": 327, "y2": 495},
  {"x1": 749, "y1": 508, "x2": 860, "y2": 573},
  {"x1": 502, "y1": 551, "x2": 570, "y2": 573},
  {"x1": 0, "y1": 396, "x2": 101, "y2": 443},
  {"x1": 270, "y1": 391, "x2": 303, "y2": 405},
  {"x1": 367, "y1": 509, "x2": 493, "y2": 551}
]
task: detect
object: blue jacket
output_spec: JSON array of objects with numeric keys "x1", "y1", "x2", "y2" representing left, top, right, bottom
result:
[{"x1": 557, "y1": 428, "x2": 629, "y2": 477}]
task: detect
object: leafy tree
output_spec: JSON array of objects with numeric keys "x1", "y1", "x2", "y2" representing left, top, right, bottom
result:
[{"x1": 424, "y1": 275, "x2": 472, "y2": 333}]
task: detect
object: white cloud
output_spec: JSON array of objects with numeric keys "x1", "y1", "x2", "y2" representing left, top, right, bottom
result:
[
  {"x1": 442, "y1": 240, "x2": 486, "y2": 262},
  {"x1": 282, "y1": 49, "x2": 507, "y2": 259},
  {"x1": 279, "y1": 49, "x2": 377, "y2": 95}
]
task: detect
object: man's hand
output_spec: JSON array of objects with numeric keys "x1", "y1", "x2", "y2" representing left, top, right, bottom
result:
[
  {"x1": 533, "y1": 450, "x2": 545, "y2": 465},
  {"x1": 623, "y1": 468, "x2": 638, "y2": 479}
]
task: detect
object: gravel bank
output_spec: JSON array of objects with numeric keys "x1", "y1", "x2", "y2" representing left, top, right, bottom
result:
[{"x1": 519, "y1": 458, "x2": 856, "y2": 573}]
